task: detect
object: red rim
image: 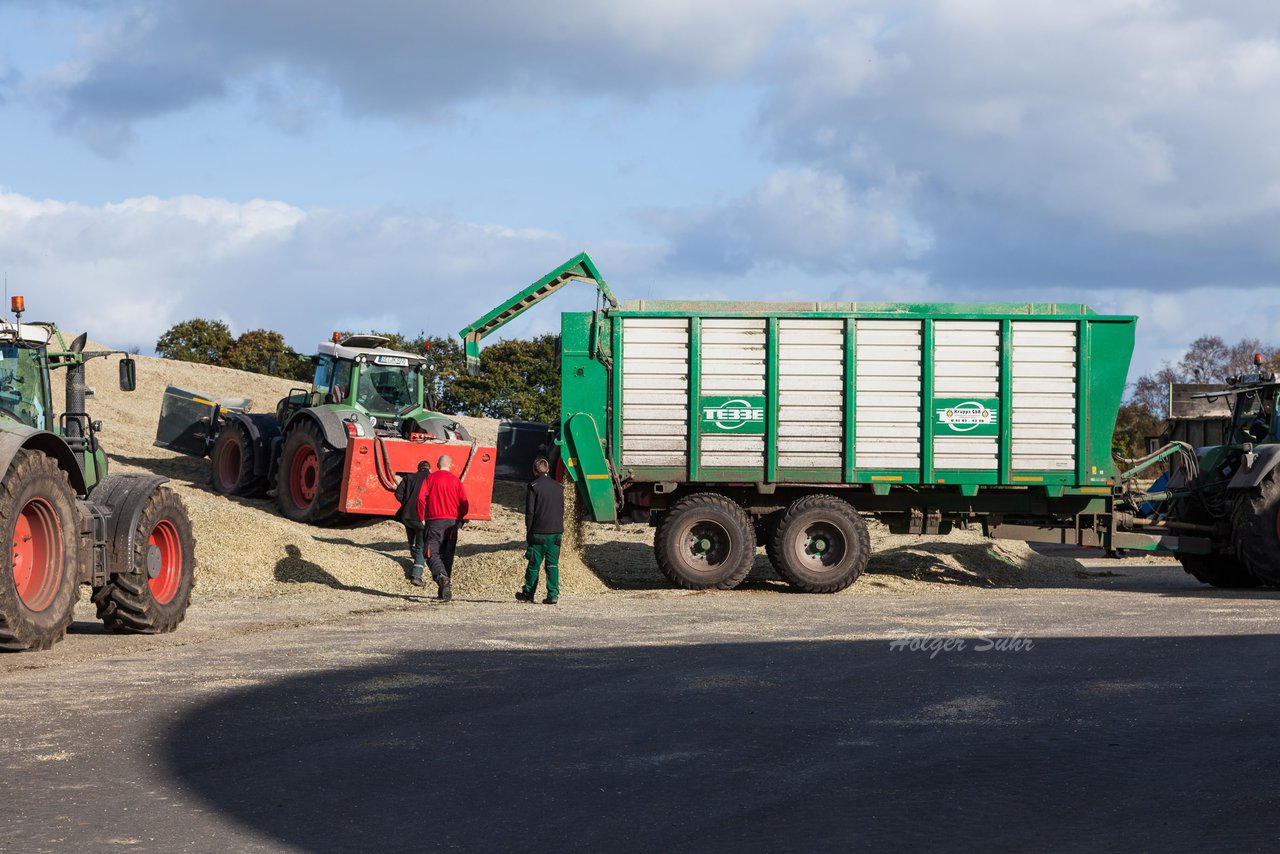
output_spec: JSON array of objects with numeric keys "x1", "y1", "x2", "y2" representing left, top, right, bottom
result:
[
  {"x1": 147, "y1": 519, "x2": 182, "y2": 605},
  {"x1": 12, "y1": 497, "x2": 62, "y2": 612},
  {"x1": 215, "y1": 437, "x2": 241, "y2": 491},
  {"x1": 289, "y1": 444, "x2": 319, "y2": 509}
]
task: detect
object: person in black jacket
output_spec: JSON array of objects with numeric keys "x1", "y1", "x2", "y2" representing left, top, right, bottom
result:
[
  {"x1": 516, "y1": 457, "x2": 564, "y2": 604},
  {"x1": 395, "y1": 460, "x2": 432, "y2": 585}
]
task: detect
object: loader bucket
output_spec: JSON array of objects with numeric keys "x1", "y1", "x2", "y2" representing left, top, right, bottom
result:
[
  {"x1": 495, "y1": 420, "x2": 552, "y2": 481},
  {"x1": 154, "y1": 385, "x2": 219, "y2": 457}
]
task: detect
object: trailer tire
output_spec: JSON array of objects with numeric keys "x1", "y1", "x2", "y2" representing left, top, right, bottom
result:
[
  {"x1": 210, "y1": 425, "x2": 265, "y2": 496},
  {"x1": 276, "y1": 420, "x2": 346, "y2": 525},
  {"x1": 93, "y1": 487, "x2": 196, "y2": 634},
  {"x1": 0, "y1": 450, "x2": 80, "y2": 651},
  {"x1": 1231, "y1": 473, "x2": 1280, "y2": 587},
  {"x1": 770, "y1": 495, "x2": 869, "y2": 593},
  {"x1": 654, "y1": 493, "x2": 755, "y2": 590}
]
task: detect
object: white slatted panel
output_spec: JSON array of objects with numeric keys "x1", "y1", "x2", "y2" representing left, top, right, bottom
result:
[
  {"x1": 934, "y1": 320, "x2": 998, "y2": 470},
  {"x1": 855, "y1": 320, "x2": 921, "y2": 469},
  {"x1": 700, "y1": 319, "x2": 765, "y2": 468},
  {"x1": 778, "y1": 319, "x2": 843, "y2": 468},
  {"x1": 1011, "y1": 321, "x2": 1077, "y2": 471},
  {"x1": 622, "y1": 318, "x2": 689, "y2": 467}
]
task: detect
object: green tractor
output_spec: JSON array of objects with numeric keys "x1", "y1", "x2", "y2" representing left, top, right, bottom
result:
[
  {"x1": 1150, "y1": 354, "x2": 1280, "y2": 587},
  {"x1": 158, "y1": 333, "x2": 490, "y2": 526},
  {"x1": 0, "y1": 298, "x2": 196, "y2": 651}
]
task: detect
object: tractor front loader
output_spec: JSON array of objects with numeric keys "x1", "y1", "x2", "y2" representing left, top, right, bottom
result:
[
  {"x1": 0, "y1": 297, "x2": 196, "y2": 651},
  {"x1": 157, "y1": 334, "x2": 497, "y2": 525}
]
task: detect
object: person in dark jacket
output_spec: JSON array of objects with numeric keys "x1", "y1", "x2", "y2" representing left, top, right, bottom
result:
[
  {"x1": 418, "y1": 454, "x2": 469, "y2": 601},
  {"x1": 516, "y1": 457, "x2": 564, "y2": 605},
  {"x1": 395, "y1": 460, "x2": 432, "y2": 584}
]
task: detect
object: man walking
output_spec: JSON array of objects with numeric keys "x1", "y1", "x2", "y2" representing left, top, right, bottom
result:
[
  {"x1": 418, "y1": 453, "x2": 469, "y2": 601},
  {"x1": 395, "y1": 460, "x2": 432, "y2": 585},
  {"x1": 516, "y1": 457, "x2": 564, "y2": 605}
]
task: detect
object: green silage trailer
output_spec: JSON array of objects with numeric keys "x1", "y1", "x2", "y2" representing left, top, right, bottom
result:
[{"x1": 464, "y1": 254, "x2": 1275, "y2": 593}]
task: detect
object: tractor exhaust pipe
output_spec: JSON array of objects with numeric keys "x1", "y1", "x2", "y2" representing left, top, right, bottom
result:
[{"x1": 65, "y1": 363, "x2": 86, "y2": 439}]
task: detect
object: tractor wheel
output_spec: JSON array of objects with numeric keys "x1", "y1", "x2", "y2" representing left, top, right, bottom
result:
[
  {"x1": 1176, "y1": 553, "x2": 1260, "y2": 588},
  {"x1": 93, "y1": 487, "x2": 196, "y2": 634},
  {"x1": 276, "y1": 420, "x2": 346, "y2": 524},
  {"x1": 769, "y1": 495, "x2": 870, "y2": 593},
  {"x1": 654, "y1": 493, "x2": 755, "y2": 590},
  {"x1": 210, "y1": 425, "x2": 264, "y2": 496},
  {"x1": 0, "y1": 450, "x2": 80, "y2": 651},
  {"x1": 1231, "y1": 472, "x2": 1280, "y2": 587}
]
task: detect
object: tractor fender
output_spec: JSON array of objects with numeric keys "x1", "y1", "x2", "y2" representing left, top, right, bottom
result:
[
  {"x1": 282, "y1": 406, "x2": 371, "y2": 451},
  {"x1": 87, "y1": 473, "x2": 169, "y2": 575},
  {"x1": 221, "y1": 412, "x2": 283, "y2": 477},
  {"x1": 1228, "y1": 443, "x2": 1280, "y2": 490},
  {"x1": 0, "y1": 426, "x2": 89, "y2": 496}
]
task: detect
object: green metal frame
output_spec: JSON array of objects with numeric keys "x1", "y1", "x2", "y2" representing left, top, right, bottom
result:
[{"x1": 459, "y1": 252, "x2": 618, "y2": 374}]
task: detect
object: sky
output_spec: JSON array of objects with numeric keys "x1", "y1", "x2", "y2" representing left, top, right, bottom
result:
[{"x1": 2, "y1": 0, "x2": 1279, "y2": 381}]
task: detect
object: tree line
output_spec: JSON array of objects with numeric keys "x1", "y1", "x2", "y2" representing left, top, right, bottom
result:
[{"x1": 154, "y1": 319, "x2": 561, "y2": 424}]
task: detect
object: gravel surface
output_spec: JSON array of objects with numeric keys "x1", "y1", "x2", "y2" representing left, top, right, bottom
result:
[{"x1": 78, "y1": 345, "x2": 1182, "y2": 608}]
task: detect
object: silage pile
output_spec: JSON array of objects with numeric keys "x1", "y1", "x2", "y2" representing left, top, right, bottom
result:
[{"x1": 81, "y1": 347, "x2": 1083, "y2": 602}]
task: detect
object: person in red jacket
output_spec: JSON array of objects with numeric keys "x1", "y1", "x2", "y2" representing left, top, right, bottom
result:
[{"x1": 416, "y1": 453, "x2": 469, "y2": 600}]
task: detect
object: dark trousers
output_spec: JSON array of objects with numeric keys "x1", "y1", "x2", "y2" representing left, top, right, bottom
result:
[
  {"x1": 425, "y1": 519, "x2": 459, "y2": 582},
  {"x1": 522, "y1": 533, "x2": 561, "y2": 600},
  {"x1": 404, "y1": 521, "x2": 425, "y2": 574}
]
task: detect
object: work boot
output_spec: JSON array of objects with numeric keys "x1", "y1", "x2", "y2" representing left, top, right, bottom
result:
[
  {"x1": 409, "y1": 576, "x2": 425, "y2": 588},
  {"x1": 438, "y1": 576, "x2": 453, "y2": 602},
  {"x1": 515, "y1": 590, "x2": 534, "y2": 603},
  {"x1": 543, "y1": 596, "x2": 558, "y2": 605}
]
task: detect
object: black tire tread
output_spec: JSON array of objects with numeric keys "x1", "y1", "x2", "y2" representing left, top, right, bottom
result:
[
  {"x1": 0, "y1": 450, "x2": 80, "y2": 651},
  {"x1": 769, "y1": 494, "x2": 870, "y2": 594},
  {"x1": 654, "y1": 493, "x2": 755, "y2": 591},
  {"x1": 210, "y1": 425, "x2": 266, "y2": 497},
  {"x1": 92, "y1": 486, "x2": 196, "y2": 634},
  {"x1": 1231, "y1": 473, "x2": 1280, "y2": 587},
  {"x1": 276, "y1": 419, "x2": 346, "y2": 525}
]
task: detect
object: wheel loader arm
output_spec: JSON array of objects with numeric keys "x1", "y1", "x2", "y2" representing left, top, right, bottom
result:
[{"x1": 458, "y1": 252, "x2": 618, "y2": 376}]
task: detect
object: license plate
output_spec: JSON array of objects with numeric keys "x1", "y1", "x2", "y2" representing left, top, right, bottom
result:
[{"x1": 374, "y1": 355, "x2": 409, "y2": 366}]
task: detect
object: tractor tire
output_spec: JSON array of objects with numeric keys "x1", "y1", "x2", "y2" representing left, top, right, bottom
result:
[
  {"x1": 760, "y1": 510, "x2": 784, "y2": 573},
  {"x1": 654, "y1": 493, "x2": 755, "y2": 590},
  {"x1": 1167, "y1": 497, "x2": 1259, "y2": 588},
  {"x1": 93, "y1": 486, "x2": 196, "y2": 634},
  {"x1": 769, "y1": 495, "x2": 870, "y2": 593},
  {"x1": 1231, "y1": 472, "x2": 1280, "y2": 587},
  {"x1": 1175, "y1": 553, "x2": 1260, "y2": 589},
  {"x1": 0, "y1": 450, "x2": 81, "y2": 651},
  {"x1": 276, "y1": 420, "x2": 346, "y2": 525},
  {"x1": 210, "y1": 425, "x2": 265, "y2": 496}
]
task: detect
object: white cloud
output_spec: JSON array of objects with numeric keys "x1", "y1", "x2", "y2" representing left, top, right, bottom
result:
[{"x1": 0, "y1": 189, "x2": 627, "y2": 351}]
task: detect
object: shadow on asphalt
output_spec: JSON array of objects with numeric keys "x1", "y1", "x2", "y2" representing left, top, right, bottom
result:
[{"x1": 165, "y1": 635, "x2": 1280, "y2": 851}]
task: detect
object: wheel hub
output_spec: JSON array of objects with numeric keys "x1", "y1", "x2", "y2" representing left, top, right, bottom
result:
[
  {"x1": 11, "y1": 497, "x2": 61, "y2": 612},
  {"x1": 686, "y1": 522, "x2": 729, "y2": 566},
  {"x1": 147, "y1": 519, "x2": 183, "y2": 605}
]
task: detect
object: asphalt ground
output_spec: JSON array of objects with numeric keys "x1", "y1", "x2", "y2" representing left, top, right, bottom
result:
[{"x1": 1, "y1": 564, "x2": 1278, "y2": 853}]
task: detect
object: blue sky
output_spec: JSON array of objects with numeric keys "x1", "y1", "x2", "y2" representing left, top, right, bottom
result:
[{"x1": 2, "y1": 0, "x2": 1279, "y2": 379}]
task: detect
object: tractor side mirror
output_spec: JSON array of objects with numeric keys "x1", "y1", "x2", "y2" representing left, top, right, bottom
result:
[{"x1": 118, "y1": 357, "x2": 137, "y2": 392}]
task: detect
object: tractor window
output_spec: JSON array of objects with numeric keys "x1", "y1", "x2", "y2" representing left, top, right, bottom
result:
[
  {"x1": 0, "y1": 345, "x2": 50, "y2": 430},
  {"x1": 312, "y1": 356, "x2": 334, "y2": 393},
  {"x1": 1233, "y1": 389, "x2": 1275, "y2": 443},
  {"x1": 328, "y1": 360, "x2": 355, "y2": 405},
  {"x1": 355, "y1": 364, "x2": 418, "y2": 414}
]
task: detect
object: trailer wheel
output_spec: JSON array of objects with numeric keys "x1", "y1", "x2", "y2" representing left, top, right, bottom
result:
[
  {"x1": 1231, "y1": 473, "x2": 1280, "y2": 587},
  {"x1": 654, "y1": 493, "x2": 755, "y2": 590},
  {"x1": 210, "y1": 424, "x2": 265, "y2": 496},
  {"x1": 276, "y1": 420, "x2": 345, "y2": 524},
  {"x1": 0, "y1": 450, "x2": 80, "y2": 651},
  {"x1": 93, "y1": 486, "x2": 196, "y2": 634},
  {"x1": 770, "y1": 495, "x2": 869, "y2": 593}
]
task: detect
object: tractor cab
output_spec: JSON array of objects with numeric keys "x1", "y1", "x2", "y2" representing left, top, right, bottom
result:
[
  {"x1": 276, "y1": 334, "x2": 468, "y2": 440},
  {"x1": 0, "y1": 327, "x2": 53, "y2": 431},
  {"x1": 1226, "y1": 355, "x2": 1279, "y2": 446}
]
